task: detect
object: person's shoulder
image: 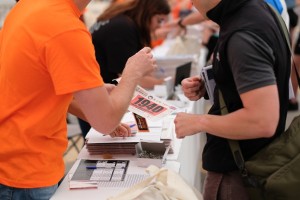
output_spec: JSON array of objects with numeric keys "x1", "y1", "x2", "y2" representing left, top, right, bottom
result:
[
  {"x1": 227, "y1": 31, "x2": 273, "y2": 60},
  {"x1": 92, "y1": 14, "x2": 136, "y2": 32},
  {"x1": 111, "y1": 14, "x2": 137, "y2": 29},
  {"x1": 95, "y1": 14, "x2": 137, "y2": 37},
  {"x1": 230, "y1": 31, "x2": 269, "y2": 46},
  {"x1": 34, "y1": 0, "x2": 86, "y2": 33}
]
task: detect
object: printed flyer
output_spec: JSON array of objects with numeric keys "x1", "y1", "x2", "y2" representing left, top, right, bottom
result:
[{"x1": 128, "y1": 85, "x2": 178, "y2": 121}]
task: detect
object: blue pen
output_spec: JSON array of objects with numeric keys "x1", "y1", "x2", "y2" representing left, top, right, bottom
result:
[
  {"x1": 158, "y1": 67, "x2": 165, "y2": 74},
  {"x1": 86, "y1": 166, "x2": 97, "y2": 170},
  {"x1": 86, "y1": 166, "x2": 122, "y2": 169},
  {"x1": 129, "y1": 124, "x2": 136, "y2": 128},
  {"x1": 129, "y1": 124, "x2": 137, "y2": 136}
]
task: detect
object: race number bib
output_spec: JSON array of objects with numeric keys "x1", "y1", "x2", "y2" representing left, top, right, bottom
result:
[{"x1": 128, "y1": 86, "x2": 178, "y2": 121}]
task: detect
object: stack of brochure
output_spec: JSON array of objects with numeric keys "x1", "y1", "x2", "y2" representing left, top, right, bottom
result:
[
  {"x1": 85, "y1": 132, "x2": 139, "y2": 155},
  {"x1": 86, "y1": 142, "x2": 138, "y2": 155},
  {"x1": 85, "y1": 112, "x2": 164, "y2": 156}
]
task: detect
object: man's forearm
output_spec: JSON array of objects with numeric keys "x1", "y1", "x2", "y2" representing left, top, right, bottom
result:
[
  {"x1": 68, "y1": 99, "x2": 88, "y2": 122},
  {"x1": 109, "y1": 76, "x2": 139, "y2": 118}
]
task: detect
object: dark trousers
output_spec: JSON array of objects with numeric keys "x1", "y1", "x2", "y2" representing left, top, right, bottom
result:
[{"x1": 203, "y1": 171, "x2": 250, "y2": 200}]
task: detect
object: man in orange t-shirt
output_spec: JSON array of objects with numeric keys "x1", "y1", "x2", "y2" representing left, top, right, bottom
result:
[{"x1": 0, "y1": 0, "x2": 156, "y2": 199}]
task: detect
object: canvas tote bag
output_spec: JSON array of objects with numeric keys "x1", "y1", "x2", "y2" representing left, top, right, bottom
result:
[{"x1": 108, "y1": 165, "x2": 203, "y2": 200}]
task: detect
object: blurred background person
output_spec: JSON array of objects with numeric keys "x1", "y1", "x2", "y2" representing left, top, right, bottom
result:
[
  {"x1": 168, "y1": 0, "x2": 193, "y2": 19},
  {"x1": 286, "y1": 0, "x2": 300, "y2": 110},
  {"x1": 78, "y1": 0, "x2": 171, "y2": 137},
  {"x1": 160, "y1": 0, "x2": 289, "y2": 64},
  {"x1": 90, "y1": 0, "x2": 170, "y2": 88}
]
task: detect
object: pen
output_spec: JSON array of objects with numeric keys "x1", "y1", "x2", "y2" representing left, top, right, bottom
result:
[
  {"x1": 129, "y1": 124, "x2": 137, "y2": 137},
  {"x1": 158, "y1": 67, "x2": 165, "y2": 74},
  {"x1": 86, "y1": 166, "x2": 98, "y2": 169},
  {"x1": 129, "y1": 124, "x2": 136, "y2": 128},
  {"x1": 86, "y1": 166, "x2": 124, "y2": 169}
]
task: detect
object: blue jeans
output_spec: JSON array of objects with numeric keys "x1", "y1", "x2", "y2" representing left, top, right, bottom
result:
[{"x1": 0, "y1": 184, "x2": 58, "y2": 200}]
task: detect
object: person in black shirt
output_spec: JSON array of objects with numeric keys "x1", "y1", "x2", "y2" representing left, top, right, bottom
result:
[
  {"x1": 90, "y1": 0, "x2": 170, "y2": 87},
  {"x1": 174, "y1": 0, "x2": 290, "y2": 199},
  {"x1": 78, "y1": 0, "x2": 171, "y2": 137}
]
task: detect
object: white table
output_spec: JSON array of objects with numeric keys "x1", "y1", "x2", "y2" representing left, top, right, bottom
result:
[
  {"x1": 51, "y1": 98, "x2": 206, "y2": 199},
  {"x1": 51, "y1": 155, "x2": 180, "y2": 200}
]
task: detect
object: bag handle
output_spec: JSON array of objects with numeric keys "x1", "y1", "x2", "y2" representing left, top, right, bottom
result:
[
  {"x1": 267, "y1": 3, "x2": 300, "y2": 86},
  {"x1": 219, "y1": 90, "x2": 248, "y2": 177},
  {"x1": 224, "y1": 3, "x2": 300, "y2": 176}
]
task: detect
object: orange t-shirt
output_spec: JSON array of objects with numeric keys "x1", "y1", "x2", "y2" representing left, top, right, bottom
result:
[{"x1": 0, "y1": 0, "x2": 103, "y2": 188}]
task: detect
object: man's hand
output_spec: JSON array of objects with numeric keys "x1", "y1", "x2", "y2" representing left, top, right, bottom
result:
[
  {"x1": 109, "y1": 123, "x2": 131, "y2": 138},
  {"x1": 174, "y1": 112, "x2": 202, "y2": 139},
  {"x1": 122, "y1": 47, "x2": 157, "y2": 83},
  {"x1": 181, "y1": 76, "x2": 206, "y2": 101}
]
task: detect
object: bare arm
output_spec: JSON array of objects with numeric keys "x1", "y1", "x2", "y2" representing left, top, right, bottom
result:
[
  {"x1": 68, "y1": 98, "x2": 132, "y2": 138},
  {"x1": 68, "y1": 83, "x2": 116, "y2": 122},
  {"x1": 179, "y1": 12, "x2": 205, "y2": 26},
  {"x1": 163, "y1": 12, "x2": 205, "y2": 30},
  {"x1": 175, "y1": 85, "x2": 279, "y2": 139},
  {"x1": 155, "y1": 11, "x2": 206, "y2": 39},
  {"x1": 138, "y1": 75, "x2": 164, "y2": 89},
  {"x1": 68, "y1": 99, "x2": 87, "y2": 122},
  {"x1": 73, "y1": 47, "x2": 156, "y2": 134}
]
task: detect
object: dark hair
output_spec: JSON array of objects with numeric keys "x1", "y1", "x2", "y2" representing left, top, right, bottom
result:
[{"x1": 97, "y1": 0, "x2": 170, "y2": 46}]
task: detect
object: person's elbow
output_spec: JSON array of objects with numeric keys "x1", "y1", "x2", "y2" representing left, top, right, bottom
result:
[
  {"x1": 89, "y1": 118, "x2": 120, "y2": 135},
  {"x1": 92, "y1": 124, "x2": 117, "y2": 135},
  {"x1": 256, "y1": 113, "x2": 279, "y2": 138},
  {"x1": 242, "y1": 85, "x2": 280, "y2": 138}
]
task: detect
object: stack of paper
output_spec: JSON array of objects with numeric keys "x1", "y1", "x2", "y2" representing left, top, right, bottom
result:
[
  {"x1": 85, "y1": 111, "x2": 175, "y2": 156},
  {"x1": 86, "y1": 142, "x2": 138, "y2": 155},
  {"x1": 86, "y1": 130, "x2": 140, "y2": 155}
]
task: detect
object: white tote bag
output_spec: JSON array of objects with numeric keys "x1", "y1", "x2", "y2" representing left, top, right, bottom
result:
[{"x1": 108, "y1": 165, "x2": 203, "y2": 200}]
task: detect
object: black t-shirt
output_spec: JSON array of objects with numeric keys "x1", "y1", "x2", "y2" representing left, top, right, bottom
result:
[
  {"x1": 90, "y1": 14, "x2": 143, "y2": 83},
  {"x1": 203, "y1": 0, "x2": 290, "y2": 173},
  {"x1": 202, "y1": 31, "x2": 277, "y2": 172},
  {"x1": 228, "y1": 31, "x2": 276, "y2": 94}
]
